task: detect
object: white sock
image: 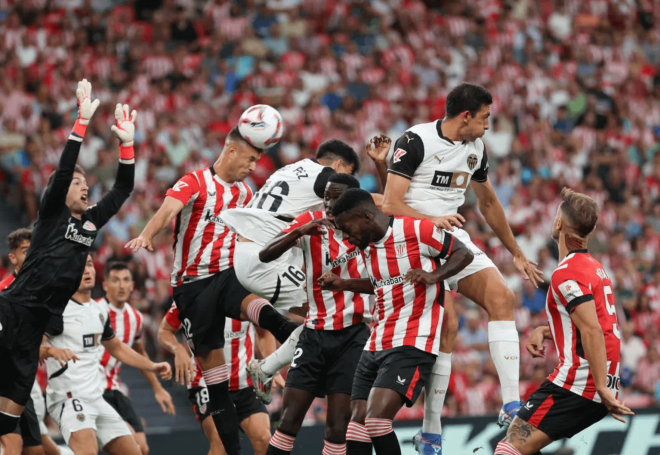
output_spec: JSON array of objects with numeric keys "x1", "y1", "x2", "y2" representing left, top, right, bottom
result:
[
  {"x1": 422, "y1": 352, "x2": 452, "y2": 434},
  {"x1": 488, "y1": 321, "x2": 521, "y2": 404},
  {"x1": 261, "y1": 325, "x2": 304, "y2": 376}
]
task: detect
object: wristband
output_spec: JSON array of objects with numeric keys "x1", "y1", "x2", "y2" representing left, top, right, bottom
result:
[
  {"x1": 69, "y1": 120, "x2": 88, "y2": 141},
  {"x1": 119, "y1": 144, "x2": 135, "y2": 163}
]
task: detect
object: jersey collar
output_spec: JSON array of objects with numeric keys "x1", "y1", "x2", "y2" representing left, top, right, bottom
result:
[
  {"x1": 209, "y1": 166, "x2": 231, "y2": 187},
  {"x1": 568, "y1": 248, "x2": 588, "y2": 255},
  {"x1": 436, "y1": 120, "x2": 454, "y2": 145}
]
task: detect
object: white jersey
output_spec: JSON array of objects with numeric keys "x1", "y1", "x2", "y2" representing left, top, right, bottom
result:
[
  {"x1": 45, "y1": 298, "x2": 115, "y2": 405},
  {"x1": 388, "y1": 120, "x2": 489, "y2": 217},
  {"x1": 220, "y1": 158, "x2": 334, "y2": 245}
]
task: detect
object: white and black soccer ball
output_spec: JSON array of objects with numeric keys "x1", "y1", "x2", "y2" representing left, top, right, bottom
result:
[{"x1": 238, "y1": 104, "x2": 284, "y2": 150}]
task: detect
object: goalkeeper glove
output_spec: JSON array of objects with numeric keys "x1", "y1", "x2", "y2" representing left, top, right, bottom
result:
[
  {"x1": 70, "y1": 79, "x2": 100, "y2": 141},
  {"x1": 110, "y1": 103, "x2": 137, "y2": 164}
]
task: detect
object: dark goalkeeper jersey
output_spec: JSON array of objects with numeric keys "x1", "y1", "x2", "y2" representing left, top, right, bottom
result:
[{"x1": 0, "y1": 139, "x2": 134, "y2": 317}]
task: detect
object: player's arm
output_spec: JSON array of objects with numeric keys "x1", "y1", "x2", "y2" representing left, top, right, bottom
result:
[
  {"x1": 382, "y1": 132, "x2": 465, "y2": 231},
  {"x1": 366, "y1": 134, "x2": 391, "y2": 191},
  {"x1": 471, "y1": 176, "x2": 543, "y2": 287},
  {"x1": 127, "y1": 196, "x2": 184, "y2": 252},
  {"x1": 317, "y1": 272, "x2": 375, "y2": 294},
  {"x1": 133, "y1": 339, "x2": 175, "y2": 415},
  {"x1": 259, "y1": 214, "x2": 332, "y2": 263},
  {"x1": 405, "y1": 228, "x2": 474, "y2": 285},
  {"x1": 525, "y1": 326, "x2": 553, "y2": 358},
  {"x1": 39, "y1": 315, "x2": 79, "y2": 366},
  {"x1": 40, "y1": 80, "x2": 100, "y2": 219},
  {"x1": 157, "y1": 305, "x2": 196, "y2": 386},
  {"x1": 86, "y1": 104, "x2": 137, "y2": 229}
]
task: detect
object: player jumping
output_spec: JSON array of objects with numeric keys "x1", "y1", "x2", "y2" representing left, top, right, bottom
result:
[
  {"x1": 379, "y1": 83, "x2": 543, "y2": 453},
  {"x1": 494, "y1": 189, "x2": 633, "y2": 455},
  {"x1": 0, "y1": 80, "x2": 136, "y2": 438},
  {"x1": 320, "y1": 189, "x2": 474, "y2": 455}
]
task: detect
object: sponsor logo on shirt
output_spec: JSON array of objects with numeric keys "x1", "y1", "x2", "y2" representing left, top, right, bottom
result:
[
  {"x1": 204, "y1": 210, "x2": 223, "y2": 224},
  {"x1": 325, "y1": 249, "x2": 360, "y2": 268},
  {"x1": 82, "y1": 333, "x2": 101, "y2": 348},
  {"x1": 370, "y1": 275, "x2": 404, "y2": 290},
  {"x1": 430, "y1": 170, "x2": 470, "y2": 190},
  {"x1": 65, "y1": 224, "x2": 94, "y2": 247},
  {"x1": 225, "y1": 329, "x2": 248, "y2": 340},
  {"x1": 393, "y1": 148, "x2": 407, "y2": 163}
]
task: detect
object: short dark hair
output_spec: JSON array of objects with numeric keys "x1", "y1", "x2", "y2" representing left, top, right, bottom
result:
[
  {"x1": 104, "y1": 261, "x2": 132, "y2": 279},
  {"x1": 6, "y1": 228, "x2": 31, "y2": 252},
  {"x1": 560, "y1": 187, "x2": 599, "y2": 237},
  {"x1": 47, "y1": 164, "x2": 85, "y2": 188},
  {"x1": 229, "y1": 126, "x2": 263, "y2": 152},
  {"x1": 328, "y1": 173, "x2": 360, "y2": 189},
  {"x1": 331, "y1": 188, "x2": 375, "y2": 218},
  {"x1": 316, "y1": 139, "x2": 361, "y2": 175},
  {"x1": 445, "y1": 83, "x2": 493, "y2": 118}
]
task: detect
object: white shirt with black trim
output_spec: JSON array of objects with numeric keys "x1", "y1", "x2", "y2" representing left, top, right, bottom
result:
[{"x1": 389, "y1": 120, "x2": 489, "y2": 217}]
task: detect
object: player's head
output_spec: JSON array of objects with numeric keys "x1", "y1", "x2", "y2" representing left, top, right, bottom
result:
[
  {"x1": 316, "y1": 139, "x2": 361, "y2": 175},
  {"x1": 445, "y1": 83, "x2": 492, "y2": 141},
  {"x1": 332, "y1": 188, "x2": 385, "y2": 249},
  {"x1": 6, "y1": 228, "x2": 31, "y2": 272},
  {"x1": 79, "y1": 253, "x2": 96, "y2": 293},
  {"x1": 221, "y1": 127, "x2": 263, "y2": 182},
  {"x1": 552, "y1": 187, "x2": 599, "y2": 245},
  {"x1": 324, "y1": 174, "x2": 360, "y2": 222},
  {"x1": 47, "y1": 164, "x2": 88, "y2": 215},
  {"x1": 103, "y1": 262, "x2": 134, "y2": 305}
]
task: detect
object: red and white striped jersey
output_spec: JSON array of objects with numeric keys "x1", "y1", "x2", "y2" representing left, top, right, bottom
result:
[
  {"x1": 166, "y1": 167, "x2": 252, "y2": 287},
  {"x1": 546, "y1": 250, "x2": 622, "y2": 402},
  {"x1": 0, "y1": 272, "x2": 15, "y2": 291},
  {"x1": 99, "y1": 298, "x2": 144, "y2": 392},
  {"x1": 362, "y1": 217, "x2": 452, "y2": 355},
  {"x1": 283, "y1": 210, "x2": 367, "y2": 331},
  {"x1": 164, "y1": 303, "x2": 255, "y2": 392}
]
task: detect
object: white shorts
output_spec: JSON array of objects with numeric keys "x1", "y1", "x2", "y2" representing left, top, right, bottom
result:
[
  {"x1": 30, "y1": 380, "x2": 48, "y2": 435},
  {"x1": 443, "y1": 228, "x2": 496, "y2": 290},
  {"x1": 233, "y1": 241, "x2": 308, "y2": 311},
  {"x1": 49, "y1": 396, "x2": 132, "y2": 448}
]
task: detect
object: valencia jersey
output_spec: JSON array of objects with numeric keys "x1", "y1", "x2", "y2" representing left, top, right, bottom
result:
[{"x1": 388, "y1": 120, "x2": 488, "y2": 217}]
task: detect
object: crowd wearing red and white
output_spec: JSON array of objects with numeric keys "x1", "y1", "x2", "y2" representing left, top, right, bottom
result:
[{"x1": 1, "y1": 0, "x2": 660, "y2": 422}]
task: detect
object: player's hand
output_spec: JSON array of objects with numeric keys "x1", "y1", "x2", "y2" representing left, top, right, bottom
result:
[
  {"x1": 431, "y1": 214, "x2": 465, "y2": 231},
  {"x1": 318, "y1": 272, "x2": 344, "y2": 291},
  {"x1": 174, "y1": 347, "x2": 195, "y2": 386},
  {"x1": 152, "y1": 361, "x2": 173, "y2": 380},
  {"x1": 513, "y1": 254, "x2": 544, "y2": 288},
  {"x1": 44, "y1": 346, "x2": 80, "y2": 367},
  {"x1": 110, "y1": 103, "x2": 137, "y2": 146},
  {"x1": 154, "y1": 387, "x2": 176, "y2": 416},
  {"x1": 404, "y1": 269, "x2": 437, "y2": 285},
  {"x1": 597, "y1": 388, "x2": 634, "y2": 423},
  {"x1": 366, "y1": 134, "x2": 392, "y2": 163},
  {"x1": 75, "y1": 79, "x2": 100, "y2": 125},
  {"x1": 525, "y1": 328, "x2": 547, "y2": 358},
  {"x1": 296, "y1": 218, "x2": 333, "y2": 237},
  {"x1": 126, "y1": 235, "x2": 154, "y2": 253}
]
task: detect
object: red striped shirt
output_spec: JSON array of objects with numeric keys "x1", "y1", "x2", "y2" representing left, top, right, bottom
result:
[{"x1": 166, "y1": 167, "x2": 252, "y2": 287}]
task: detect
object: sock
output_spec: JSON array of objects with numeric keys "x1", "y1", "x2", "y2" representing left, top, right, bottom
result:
[
  {"x1": 323, "y1": 440, "x2": 346, "y2": 455},
  {"x1": 0, "y1": 411, "x2": 20, "y2": 436},
  {"x1": 346, "y1": 421, "x2": 372, "y2": 455},
  {"x1": 261, "y1": 325, "x2": 304, "y2": 376},
  {"x1": 423, "y1": 351, "x2": 451, "y2": 434},
  {"x1": 248, "y1": 298, "x2": 298, "y2": 344},
  {"x1": 495, "y1": 441, "x2": 523, "y2": 455},
  {"x1": 268, "y1": 429, "x2": 296, "y2": 455},
  {"x1": 365, "y1": 418, "x2": 400, "y2": 455},
  {"x1": 203, "y1": 366, "x2": 241, "y2": 455},
  {"x1": 488, "y1": 321, "x2": 521, "y2": 404}
]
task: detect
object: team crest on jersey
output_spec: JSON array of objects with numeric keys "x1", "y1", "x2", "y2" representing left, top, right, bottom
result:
[
  {"x1": 393, "y1": 148, "x2": 407, "y2": 163},
  {"x1": 77, "y1": 414, "x2": 85, "y2": 422},
  {"x1": 467, "y1": 154, "x2": 478, "y2": 170},
  {"x1": 395, "y1": 243, "x2": 407, "y2": 258},
  {"x1": 83, "y1": 221, "x2": 97, "y2": 231}
]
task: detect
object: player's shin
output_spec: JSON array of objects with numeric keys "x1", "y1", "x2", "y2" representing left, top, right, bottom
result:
[
  {"x1": 202, "y1": 366, "x2": 241, "y2": 455},
  {"x1": 423, "y1": 351, "x2": 451, "y2": 434},
  {"x1": 346, "y1": 421, "x2": 372, "y2": 455},
  {"x1": 261, "y1": 325, "x2": 303, "y2": 376},
  {"x1": 488, "y1": 321, "x2": 521, "y2": 405},
  {"x1": 246, "y1": 299, "x2": 298, "y2": 344},
  {"x1": 365, "y1": 418, "x2": 400, "y2": 455}
]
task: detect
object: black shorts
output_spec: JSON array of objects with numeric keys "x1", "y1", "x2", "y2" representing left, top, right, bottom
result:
[
  {"x1": 0, "y1": 300, "x2": 50, "y2": 406},
  {"x1": 12, "y1": 396, "x2": 41, "y2": 447},
  {"x1": 351, "y1": 346, "x2": 436, "y2": 407},
  {"x1": 187, "y1": 386, "x2": 266, "y2": 424},
  {"x1": 516, "y1": 380, "x2": 609, "y2": 440},
  {"x1": 173, "y1": 269, "x2": 251, "y2": 354},
  {"x1": 286, "y1": 324, "x2": 370, "y2": 397},
  {"x1": 102, "y1": 390, "x2": 145, "y2": 433}
]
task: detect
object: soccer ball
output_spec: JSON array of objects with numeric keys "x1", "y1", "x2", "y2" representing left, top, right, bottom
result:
[{"x1": 238, "y1": 105, "x2": 284, "y2": 150}]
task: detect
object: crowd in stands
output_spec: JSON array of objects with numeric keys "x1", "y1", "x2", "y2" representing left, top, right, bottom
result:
[{"x1": 1, "y1": 0, "x2": 660, "y2": 424}]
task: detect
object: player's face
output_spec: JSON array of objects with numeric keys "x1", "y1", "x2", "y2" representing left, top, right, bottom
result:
[
  {"x1": 103, "y1": 269, "x2": 134, "y2": 304},
  {"x1": 66, "y1": 172, "x2": 89, "y2": 215},
  {"x1": 335, "y1": 212, "x2": 371, "y2": 250},
  {"x1": 229, "y1": 143, "x2": 262, "y2": 181},
  {"x1": 465, "y1": 104, "x2": 490, "y2": 141},
  {"x1": 323, "y1": 183, "x2": 349, "y2": 223},
  {"x1": 8, "y1": 239, "x2": 30, "y2": 271},
  {"x1": 79, "y1": 255, "x2": 96, "y2": 292}
]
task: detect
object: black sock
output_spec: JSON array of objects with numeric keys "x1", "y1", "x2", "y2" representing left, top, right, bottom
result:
[
  {"x1": 371, "y1": 433, "x2": 401, "y2": 455},
  {"x1": 266, "y1": 446, "x2": 292, "y2": 455},
  {"x1": 0, "y1": 412, "x2": 19, "y2": 436},
  {"x1": 206, "y1": 382, "x2": 241, "y2": 455},
  {"x1": 347, "y1": 441, "x2": 373, "y2": 455},
  {"x1": 257, "y1": 305, "x2": 298, "y2": 343}
]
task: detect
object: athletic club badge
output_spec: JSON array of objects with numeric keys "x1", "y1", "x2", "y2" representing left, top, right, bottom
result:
[
  {"x1": 83, "y1": 220, "x2": 97, "y2": 231},
  {"x1": 395, "y1": 243, "x2": 407, "y2": 258}
]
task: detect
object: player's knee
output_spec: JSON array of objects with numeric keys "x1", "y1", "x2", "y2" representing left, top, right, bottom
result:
[
  {"x1": 73, "y1": 448, "x2": 97, "y2": 455},
  {"x1": 487, "y1": 287, "x2": 516, "y2": 320},
  {"x1": 350, "y1": 402, "x2": 367, "y2": 425},
  {"x1": 252, "y1": 429, "x2": 271, "y2": 451},
  {"x1": 277, "y1": 412, "x2": 302, "y2": 436},
  {"x1": 0, "y1": 412, "x2": 20, "y2": 436},
  {"x1": 138, "y1": 441, "x2": 149, "y2": 455}
]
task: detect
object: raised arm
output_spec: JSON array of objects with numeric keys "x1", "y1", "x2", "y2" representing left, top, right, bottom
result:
[
  {"x1": 127, "y1": 196, "x2": 184, "y2": 252},
  {"x1": 365, "y1": 134, "x2": 391, "y2": 191}
]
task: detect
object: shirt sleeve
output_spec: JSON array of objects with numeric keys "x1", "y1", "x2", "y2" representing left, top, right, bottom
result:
[
  {"x1": 471, "y1": 140, "x2": 489, "y2": 183},
  {"x1": 165, "y1": 303, "x2": 182, "y2": 330},
  {"x1": 102, "y1": 316, "x2": 116, "y2": 341},
  {"x1": 552, "y1": 269, "x2": 594, "y2": 313},
  {"x1": 418, "y1": 219, "x2": 453, "y2": 259},
  {"x1": 313, "y1": 167, "x2": 336, "y2": 198},
  {"x1": 282, "y1": 211, "x2": 318, "y2": 234},
  {"x1": 388, "y1": 131, "x2": 425, "y2": 179},
  {"x1": 44, "y1": 315, "x2": 64, "y2": 338},
  {"x1": 165, "y1": 172, "x2": 201, "y2": 206},
  {"x1": 85, "y1": 161, "x2": 135, "y2": 229}
]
